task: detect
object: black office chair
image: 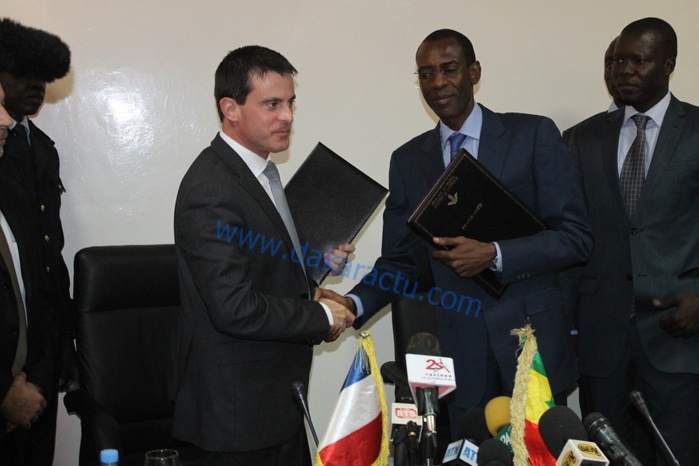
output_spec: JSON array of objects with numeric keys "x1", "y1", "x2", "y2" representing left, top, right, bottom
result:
[
  {"x1": 64, "y1": 245, "x2": 203, "y2": 466},
  {"x1": 387, "y1": 248, "x2": 451, "y2": 463}
]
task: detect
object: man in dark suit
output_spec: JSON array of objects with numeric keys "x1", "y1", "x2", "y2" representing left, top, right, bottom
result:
[
  {"x1": 321, "y1": 29, "x2": 592, "y2": 432},
  {"x1": 563, "y1": 36, "x2": 624, "y2": 146},
  {"x1": 0, "y1": 18, "x2": 72, "y2": 466},
  {"x1": 560, "y1": 36, "x2": 625, "y2": 345},
  {"x1": 567, "y1": 17, "x2": 699, "y2": 465},
  {"x1": 172, "y1": 45, "x2": 354, "y2": 466},
  {"x1": 1, "y1": 83, "x2": 48, "y2": 444}
]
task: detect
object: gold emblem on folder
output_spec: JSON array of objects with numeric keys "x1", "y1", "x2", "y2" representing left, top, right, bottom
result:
[{"x1": 447, "y1": 192, "x2": 458, "y2": 206}]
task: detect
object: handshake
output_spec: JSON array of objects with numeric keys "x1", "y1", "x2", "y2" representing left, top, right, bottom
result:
[{"x1": 315, "y1": 243, "x2": 358, "y2": 342}]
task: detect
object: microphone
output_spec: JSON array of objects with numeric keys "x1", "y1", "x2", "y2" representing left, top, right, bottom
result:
[
  {"x1": 442, "y1": 408, "x2": 491, "y2": 465},
  {"x1": 538, "y1": 406, "x2": 589, "y2": 457},
  {"x1": 539, "y1": 406, "x2": 608, "y2": 465},
  {"x1": 629, "y1": 390, "x2": 680, "y2": 466},
  {"x1": 458, "y1": 407, "x2": 492, "y2": 445},
  {"x1": 583, "y1": 412, "x2": 642, "y2": 466},
  {"x1": 291, "y1": 381, "x2": 319, "y2": 446},
  {"x1": 405, "y1": 332, "x2": 457, "y2": 465},
  {"x1": 484, "y1": 397, "x2": 512, "y2": 452},
  {"x1": 556, "y1": 440, "x2": 609, "y2": 466},
  {"x1": 477, "y1": 438, "x2": 514, "y2": 466},
  {"x1": 382, "y1": 361, "x2": 420, "y2": 466},
  {"x1": 381, "y1": 361, "x2": 413, "y2": 402}
]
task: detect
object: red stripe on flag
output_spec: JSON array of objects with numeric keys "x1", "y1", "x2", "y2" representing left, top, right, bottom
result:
[
  {"x1": 524, "y1": 419, "x2": 556, "y2": 466},
  {"x1": 318, "y1": 413, "x2": 383, "y2": 466}
]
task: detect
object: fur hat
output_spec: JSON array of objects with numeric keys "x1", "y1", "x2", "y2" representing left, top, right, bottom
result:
[{"x1": 0, "y1": 18, "x2": 70, "y2": 82}]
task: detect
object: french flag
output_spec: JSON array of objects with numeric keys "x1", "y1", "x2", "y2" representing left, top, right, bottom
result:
[{"x1": 315, "y1": 332, "x2": 389, "y2": 466}]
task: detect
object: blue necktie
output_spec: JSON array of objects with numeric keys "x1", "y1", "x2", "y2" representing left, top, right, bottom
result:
[{"x1": 449, "y1": 132, "x2": 467, "y2": 162}]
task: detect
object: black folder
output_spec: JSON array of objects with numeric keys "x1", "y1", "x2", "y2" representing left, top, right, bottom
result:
[
  {"x1": 407, "y1": 149, "x2": 547, "y2": 298},
  {"x1": 285, "y1": 142, "x2": 388, "y2": 284}
]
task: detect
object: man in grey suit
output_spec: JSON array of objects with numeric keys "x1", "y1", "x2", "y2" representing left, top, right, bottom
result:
[
  {"x1": 567, "y1": 17, "x2": 699, "y2": 465},
  {"x1": 172, "y1": 45, "x2": 354, "y2": 466},
  {"x1": 321, "y1": 29, "x2": 592, "y2": 434}
]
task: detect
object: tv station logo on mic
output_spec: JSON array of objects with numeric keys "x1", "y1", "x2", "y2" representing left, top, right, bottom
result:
[
  {"x1": 391, "y1": 403, "x2": 421, "y2": 426},
  {"x1": 558, "y1": 439, "x2": 609, "y2": 466},
  {"x1": 405, "y1": 353, "x2": 457, "y2": 400}
]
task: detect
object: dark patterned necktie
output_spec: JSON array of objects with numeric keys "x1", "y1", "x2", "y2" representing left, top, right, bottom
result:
[
  {"x1": 13, "y1": 123, "x2": 30, "y2": 146},
  {"x1": 620, "y1": 114, "x2": 650, "y2": 218},
  {"x1": 448, "y1": 132, "x2": 467, "y2": 162}
]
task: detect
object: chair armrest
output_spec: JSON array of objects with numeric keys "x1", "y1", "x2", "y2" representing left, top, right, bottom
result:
[{"x1": 64, "y1": 388, "x2": 123, "y2": 464}]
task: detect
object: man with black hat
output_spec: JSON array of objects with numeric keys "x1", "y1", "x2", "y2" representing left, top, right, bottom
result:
[{"x1": 0, "y1": 18, "x2": 73, "y2": 465}]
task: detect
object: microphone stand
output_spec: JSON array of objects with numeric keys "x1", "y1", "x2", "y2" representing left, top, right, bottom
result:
[
  {"x1": 392, "y1": 423, "x2": 408, "y2": 466},
  {"x1": 630, "y1": 390, "x2": 680, "y2": 466},
  {"x1": 417, "y1": 387, "x2": 439, "y2": 466},
  {"x1": 406, "y1": 421, "x2": 420, "y2": 466}
]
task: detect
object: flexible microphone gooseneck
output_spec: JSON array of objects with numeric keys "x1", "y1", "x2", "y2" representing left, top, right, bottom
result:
[{"x1": 291, "y1": 381, "x2": 319, "y2": 446}]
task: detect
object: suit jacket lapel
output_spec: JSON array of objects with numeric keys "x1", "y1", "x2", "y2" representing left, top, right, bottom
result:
[
  {"x1": 418, "y1": 126, "x2": 447, "y2": 186},
  {"x1": 210, "y1": 135, "x2": 297, "y2": 255},
  {"x1": 475, "y1": 106, "x2": 507, "y2": 178},
  {"x1": 637, "y1": 96, "x2": 684, "y2": 216},
  {"x1": 602, "y1": 110, "x2": 628, "y2": 221},
  {"x1": 28, "y1": 121, "x2": 50, "y2": 182}
]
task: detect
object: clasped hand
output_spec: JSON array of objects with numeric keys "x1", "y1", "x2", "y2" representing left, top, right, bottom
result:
[
  {"x1": 316, "y1": 243, "x2": 356, "y2": 341},
  {"x1": 0, "y1": 372, "x2": 47, "y2": 430},
  {"x1": 432, "y1": 236, "x2": 496, "y2": 278}
]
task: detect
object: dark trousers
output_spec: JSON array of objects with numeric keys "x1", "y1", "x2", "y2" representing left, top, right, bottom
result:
[
  {"x1": 579, "y1": 318, "x2": 699, "y2": 466},
  {"x1": 203, "y1": 425, "x2": 311, "y2": 466},
  {"x1": 446, "y1": 340, "x2": 569, "y2": 438}
]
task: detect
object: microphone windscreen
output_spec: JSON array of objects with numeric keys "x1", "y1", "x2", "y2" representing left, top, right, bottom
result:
[
  {"x1": 405, "y1": 332, "x2": 441, "y2": 356},
  {"x1": 629, "y1": 390, "x2": 648, "y2": 415},
  {"x1": 538, "y1": 406, "x2": 588, "y2": 457},
  {"x1": 477, "y1": 438, "x2": 513, "y2": 466},
  {"x1": 457, "y1": 407, "x2": 491, "y2": 445},
  {"x1": 582, "y1": 412, "x2": 607, "y2": 435},
  {"x1": 484, "y1": 396, "x2": 511, "y2": 437},
  {"x1": 380, "y1": 361, "x2": 410, "y2": 388}
]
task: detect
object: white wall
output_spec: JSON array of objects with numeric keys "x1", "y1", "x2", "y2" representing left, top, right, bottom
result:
[{"x1": 3, "y1": 2, "x2": 699, "y2": 464}]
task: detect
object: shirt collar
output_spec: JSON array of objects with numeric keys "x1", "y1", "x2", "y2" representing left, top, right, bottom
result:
[
  {"x1": 10, "y1": 117, "x2": 30, "y2": 134},
  {"x1": 440, "y1": 102, "x2": 483, "y2": 151},
  {"x1": 219, "y1": 130, "x2": 269, "y2": 177},
  {"x1": 623, "y1": 92, "x2": 672, "y2": 127}
]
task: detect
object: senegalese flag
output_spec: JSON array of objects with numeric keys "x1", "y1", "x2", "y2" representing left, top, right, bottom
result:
[
  {"x1": 315, "y1": 332, "x2": 389, "y2": 466},
  {"x1": 509, "y1": 324, "x2": 557, "y2": 466}
]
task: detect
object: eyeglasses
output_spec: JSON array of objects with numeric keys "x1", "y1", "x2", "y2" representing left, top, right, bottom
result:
[{"x1": 414, "y1": 64, "x2": 465, "y2": 82}]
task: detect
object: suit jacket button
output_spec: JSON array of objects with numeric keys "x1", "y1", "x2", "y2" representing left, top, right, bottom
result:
[
  {"x1": 630, "y1": 228, "x2": 639, "y2": 235},
  {"x1": 625, "y1": 274, "x2": 633, "y2": 281}
]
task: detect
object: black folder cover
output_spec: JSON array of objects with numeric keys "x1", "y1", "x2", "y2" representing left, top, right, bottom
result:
[
  {"x1": 407, "y1": 149, "x2": 547, "y2": 298},
  {"x1": 285, "y1": 142, "x2": 388, "y2": 284}
]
